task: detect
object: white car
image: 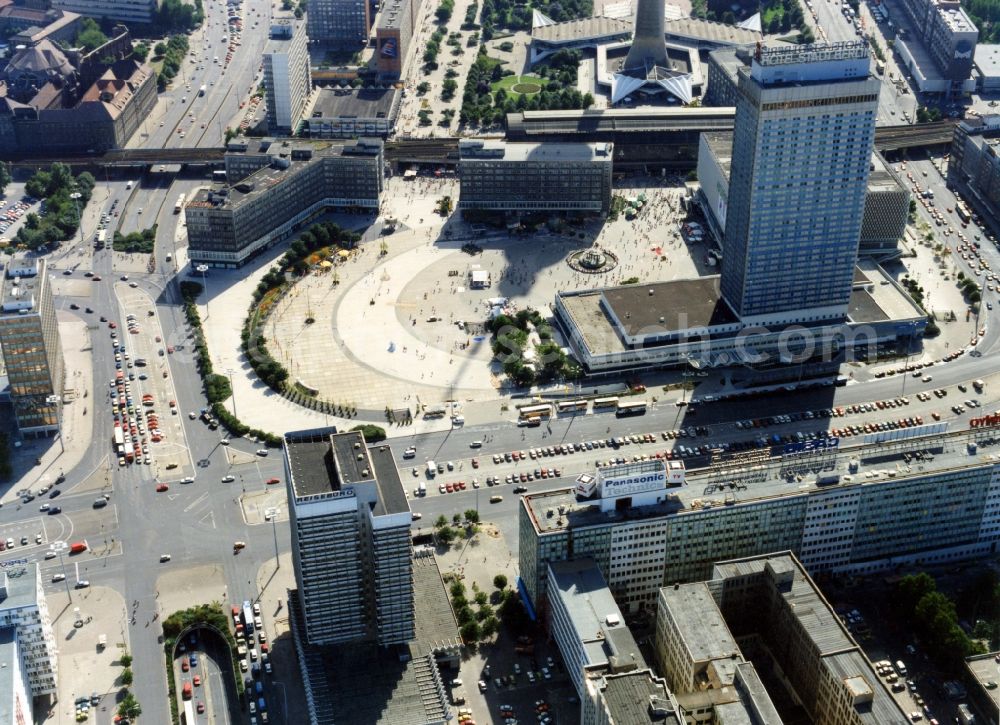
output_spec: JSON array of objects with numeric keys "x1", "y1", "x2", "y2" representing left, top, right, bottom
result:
[
  {"x1": 160, "y1": 554, "x2": 171, "y2": 562},
  {"x1": 39, "y1": 503, "x2": 50, "y2": 511},
  {"x1": 221, "y1": 475, "x2": 235, "y2": 483},
  {"x1": 256, "y1": 449, "x2": 269, "y2": 456},
  {"x1": 52, "y1": 573, "x2": 65, "y2": 583},
  {"x1": 180, "y1": 476, "x2": 195, "y2": 484}
]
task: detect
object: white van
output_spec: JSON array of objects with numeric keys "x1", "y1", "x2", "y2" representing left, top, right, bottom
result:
[
  {"x1": 126, "y1": 181, "x2": 133, "y2": 190},
  {"x1": 426, "y1": 461, "x2": 436, "y2": 478}
]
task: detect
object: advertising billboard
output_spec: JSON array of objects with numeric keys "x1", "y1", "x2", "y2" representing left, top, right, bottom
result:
[{"x1": 599, "y1": 461, "x2": 667, "y2": 499}]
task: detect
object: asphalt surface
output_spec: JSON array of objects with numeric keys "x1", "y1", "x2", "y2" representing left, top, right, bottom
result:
[{"x1": 16, "y1": 4, "x2": 1000, "y2": 724}]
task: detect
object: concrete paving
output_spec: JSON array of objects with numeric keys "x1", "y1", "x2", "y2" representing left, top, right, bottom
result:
[{"x1": 44, "y1": 586, "x2": 130, "y2": 725}]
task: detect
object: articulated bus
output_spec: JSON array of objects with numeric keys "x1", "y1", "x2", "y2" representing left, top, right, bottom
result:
[
  {"x1": 174, "y1": 194, "x2": 186, "y2": 214},
  {"x1": 518, "y1": 403, "x2": 553, "y2": 420},
  {"x1": 593, "y1": 397, "x2": 620, "y2": 409},
  {"x1": 557, "y1": 400, "x2": 588, "y2": 414},
  {"x1": 615, "y1": 400, "x2": 648, "y2": 417}
]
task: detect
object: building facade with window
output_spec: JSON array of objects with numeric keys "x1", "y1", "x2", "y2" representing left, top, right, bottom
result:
[
  {"x1": 519, "y1": 427, "x2": 1000, "y2": 614},
  {"x1": 186, "y1": 137, "x2": 384, "y2": 267},
  {"x1": 458, "y1": 139, "x2": 614, "y2": 216},
  {"x1": 0, "y1": 564, "x2": 58, "y2": 698},
  {"x1": 0, "y1": 258, "x2": 64, "y2": 436},
  {"x1": 721, "y1": 41, "x2": 881, "y2": 325},
  {"x1": 263, "y1": 14, "x2": 312, "y2": 134},
  {"x1": 285, "y1": 428, "x2": 414, "y2": 647},
  {"x1": 307, "y1": 0, "x2": 371, "y2": 47}
]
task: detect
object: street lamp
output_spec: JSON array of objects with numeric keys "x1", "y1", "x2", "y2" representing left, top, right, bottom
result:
[
  {"x1": 46, "y1": 394, "x2": 63, "y2": 454},
  {"x1": 68, "y1": 192, "x2": 84, "y2": 246},
  {"x1": 51, "y1": 541, "x2": 72, "y2": 602},
  {"x1": 196, "y1": 264, "x2": 210, "y2": 320},
  {"x1": 227, "y1": 368, "x2": 237, "y2": 419},
  {"x1": 265, "y1": 508, "x2": 280, "y2": 569}
]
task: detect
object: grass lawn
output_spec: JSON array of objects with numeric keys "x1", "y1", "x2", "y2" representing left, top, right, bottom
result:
[{"x1": 491, "y1": 74, "x2": 543, "y2": 98}]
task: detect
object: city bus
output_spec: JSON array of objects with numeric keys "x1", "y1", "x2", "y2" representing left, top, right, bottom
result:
[
  {"x1": 957, "y1": 203, "x2": 972, "y2": 223},
  {"x1": 95, "y1": 230, "x2": 107, "y2": 248},
  {"x1": 557, "y1": 400, "x2": 588, "y2": 414},
  {"x1": 615, "y1": 400, "x2": 648, "y2": 417},
  {"x1": 518, "y1": 403, "x2": 553, "y2": 420},
  {"x1": 174, "y1": 194, "x2": 186, "y2": 214},
  {"x1": 593, "y1": 397, "x2": 620, "y2": 409}
]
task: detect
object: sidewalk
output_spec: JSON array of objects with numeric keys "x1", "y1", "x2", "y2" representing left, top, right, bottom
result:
[
  {"x1": 43, "y1": 586, "x2": 129, "y2": 725},
  {"x1": 4, "y1": 314, "x2": 96, "y2": 503}
]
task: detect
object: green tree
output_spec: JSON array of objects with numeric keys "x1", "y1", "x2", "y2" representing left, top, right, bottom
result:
[
  {"x1": 117, "y1": 692, "x2": 142, "y2": 720},
  {"x1": 480, "y1": 615, "x2": 499, "y2": 637},
  {"x1": 897, "y1": 572, "x2": 937, "y2": 614},
  {"x1": 120, "y1": 653, "x2": 133, "y2": 667},
  {"x1": 0, "y1": 161, "x2": 10, "y2": 197},
  {"x1": 132, "y1": 42, "x2": 150, "y2": 62},
  {"x1": 435, "y1": 515, "x2": 449, "y2": 529},
  {"x1": 76, "y1": 18, "x2": 108, "y2": 52},
  {"x1": 474, "y1": 590, "x2": 489, "y2": 607},
  {"x1": 464, "y1": 509, "x2": 480, "y2": 524},
  {"x1": 154, "y1": 41, "x2": 168, "y2": 56},
  {"x1": 121, "y1": 667, "x2": 134, "y2": 686},
  {"x1": 349, "y1": 424, "x2": 386, "y2": 442},
  {"x1": 437, "y1": 526, "x2": 456, "y2": 544},
  {"x1": 493, "y1": 574, "x2": 508, "y2": 590},
  {"x1": 460, "y1": 620, "x2": 481, "y2": 642}
]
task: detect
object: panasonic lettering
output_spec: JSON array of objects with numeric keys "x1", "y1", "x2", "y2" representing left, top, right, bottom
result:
[{"x1": 601, "y1": 471, "x2": 667, "y2": 498}]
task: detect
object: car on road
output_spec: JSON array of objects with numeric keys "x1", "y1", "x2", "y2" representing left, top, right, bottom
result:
[
  {"x1": 180, "y1": 476, "x2": 195, "y2": 484},
  {"x1": 221, "y1": 475, "x2": 235, "y2": 483},
  {"x1": 48, "y1": 489, "x2": 60, "y2": 499},
  {"x1": 75, "y1": 580, "x2": 90, "y2": 589},
  {"x1": 182, "y1": 660, "x2": 190, "y2": 672},
  {"x1": 156, "y1": 483, "x2": 169, "y2": 492},
  {"x1": 52, "y1": 573, "x2": 65, "y2": 583},
  {"x1": 266, "y1": 477, "x2": 280, "y2": 485},
  {"x1": 47, "y1": 507, "x2": 61, "y2": 515},
  {"x1": 513, "y1": 486, "x2": 528, "y2": 494},
  {"x1": 193, "y1": 675, "x2": 201, "y2": 686},
  {"x1": 39, "y1": 503, "x2": 50, "y2": 511},
  {"x1": 160, "y1": 554, "x2": 171, "y2": 562},
  {"x1": 44, "y1": 551, "x2": 57, "y2": 560},
  {"x1": 197, "y1": 702, "x2": 205, "y2": 714},
  {"x1": 256, "y1": 449, "x2": 269, "y2": 456}
]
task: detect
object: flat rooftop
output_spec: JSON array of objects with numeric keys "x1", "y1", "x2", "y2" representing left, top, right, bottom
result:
[
  {"x1": 310, "y1": 87, "x2": 399, "y2": 119},
  {"x1": 664, "y1": 17, "x2": 761, "y2": 45},
  {"x1": 602, "y1": 277, "x2": 736, "y2": 337},
  {"x1": 976, "y1": 44, "x2": 1000, "y2": 78},
  {"x1": 548, "y1": 558, "x2": 646, "y2": 671},
  {"x1": 0, "y1": 258, "x2": 43, "y2": 315},
  {"x1": 264, "y1": 13, "x2": 302, "y2": 54},
  {"x1": 285, "y1": 429, "x2": 341, "y2": 499},
  {"x1": 0, "y1": 564, "x2": 40, "y2": 611},
  {"x1": 459, "y1": 138, "x2": 612, "y2": 162},
  {"x1": 597, "y1": 670, "x2": 681, "y2": 724},
  {"x1": 966, "y1": 653, "x2": 1000, "y2": 711},
  {"x1": 531, "y1": 16, "x2": 631, "y2": 44},
  {"x1": 524, "y1": 423, "x2": 998, "y2": 535},
  {"x1": 409, "y1": 553, "x2": 462, "y2": 657},
  {"x1": 368, "y1": 442, "x2": 410, "y2": 516},
  {"x1": 854, "y1": 258, "x2": 925, "y2": 322},
  {"x1": 659, "y1": 582, "x2": 740, "y2": 667}
]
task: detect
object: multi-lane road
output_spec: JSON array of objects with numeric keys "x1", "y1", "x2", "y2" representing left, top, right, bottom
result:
[{"x1": 21, "y1": 1, "x2": 1000, "y2": 723}]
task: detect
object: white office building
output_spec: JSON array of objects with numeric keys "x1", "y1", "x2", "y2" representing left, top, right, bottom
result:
[
  {"x1": 285, "y1": 428, "x2": 415, "y2": 647},
  {"x1": 263, "y1": 14, "x2": 312, "y2": 134},
  {"x1": 0, "y1": 563, "x2": 58, "y2": 697}
]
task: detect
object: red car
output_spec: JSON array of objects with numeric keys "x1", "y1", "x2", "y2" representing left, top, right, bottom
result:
[
  {"x1": 181, "y1": 660, "x2": 189, "y2": 672},
  {"x1": 193, "y1": 675, "x2": 201, "y2": 687},
  {"x1": 197, "y1": 702, "x2": 205, "y2": 714},
  {"x1": 108, "y1": 322, "x2": 116, "y2": 329},
  {"x1": 266, "y1": 477, "x2": 280, "y2": 485},
  {"x1": 156, "y1": 483, "x2": 169, "y2": 492}
]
